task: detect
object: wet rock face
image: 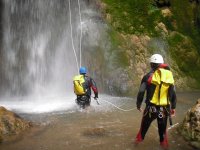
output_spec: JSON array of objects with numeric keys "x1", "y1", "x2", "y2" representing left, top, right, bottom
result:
[
  {"x1": 0, "y1": 106, "x2": 31, "y2": 142},
  {"x1": 189, "y1": 0, "x2": 200, "y2": 4},
  {"x1": 179, "y1": 99, "x2": 200, "y2": 149},
  {"x1": 155, "y1": 0, "x2": 171, "y2": 7}
]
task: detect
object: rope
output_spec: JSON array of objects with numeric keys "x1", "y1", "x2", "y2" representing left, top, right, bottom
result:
[
  {"x1": 101, "y1": 99, "x2": 137, "y2": 112},
  {"x1": 68, "y1": 0, "x2": 79, "y2": 72},
  {"x1": 78, "y1": 0, "x2": 82, "y2": 67},
  {"x1": 168, "y1": 122, "x2": 179, "y2": 130},
  {"x1": 151, "y1": 122, "x2": 179, "y2": 131}
]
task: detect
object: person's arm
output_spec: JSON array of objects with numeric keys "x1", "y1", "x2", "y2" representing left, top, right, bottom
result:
[
  {"x1": 168, "y1": 85, "x2": 177, "y2": 115},
  {"x1": 90, "y1": 78, "x2": 98, "y2": 98},
  {"x1": 136, "y1": 76, "x2": 147, "y2": 111}
]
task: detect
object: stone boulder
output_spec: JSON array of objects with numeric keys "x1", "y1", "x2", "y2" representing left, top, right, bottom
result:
[
  {"x1": 0, "y1": 106, "x2": 31, "y2": 142},
  {"x1": 179, "y1": 99, "x2": 200, "y2": 149}
]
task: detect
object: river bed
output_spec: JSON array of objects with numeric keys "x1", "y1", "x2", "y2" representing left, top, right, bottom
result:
[{"x1": 0, "y1": 92, "x2": 200, "y2": 150}]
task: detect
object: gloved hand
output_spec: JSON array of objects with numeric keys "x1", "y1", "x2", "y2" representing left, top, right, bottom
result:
[
  {"x1": 94, "y1": 93, "x2": 98, "y2": 100},
  {"x1": 137, "y1": 107, "x2": 143, "y2": 112},
  {"x1": 171, "y1": 109, "x2": 175, "y2": 116}
]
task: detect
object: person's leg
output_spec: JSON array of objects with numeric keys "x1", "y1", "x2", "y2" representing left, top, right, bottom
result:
[
  {"x1": 157, "y1": 108, "x2": 168, "y2": 148},
  {"x1": 135, "y1": 106, "x2": 156, "y2": 143},
  {"x1": 76, "y1": 95, "x2": 86, "y2": 109},
  {"x1": 76, "y1": 96, "x2": 80, "y2": 105},
  {"x1": 85, "y1": 96, "x2": 91, "y2": 107}
]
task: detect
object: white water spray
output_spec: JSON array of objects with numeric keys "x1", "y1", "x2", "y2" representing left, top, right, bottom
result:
[{"x1": 0, "y1": 0, "x2": 107, "y2": 113}]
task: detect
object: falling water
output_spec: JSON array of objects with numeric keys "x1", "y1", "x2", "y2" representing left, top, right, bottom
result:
[{"x1": 0, "y1": 0, "x2": 108, "y2": 113}]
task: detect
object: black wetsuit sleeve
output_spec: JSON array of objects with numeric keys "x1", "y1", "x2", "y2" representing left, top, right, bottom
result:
[
  {"x1": 168, "y1": 85, "x2": 177, "y2": 109},
  {"x1": 136, "y1": 76, "x2": 147, "y2": 109}
]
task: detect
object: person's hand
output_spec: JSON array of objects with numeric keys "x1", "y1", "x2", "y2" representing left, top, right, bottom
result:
[
  {"x1": 137, "y1": 107, "x2": 143, "y2": 112},
  {"x1": 94, "y1": 93, "x2": 98, "y2": 100},
  {"x1": 171, "y1": 109, "x2": 175, "y2": 116}
]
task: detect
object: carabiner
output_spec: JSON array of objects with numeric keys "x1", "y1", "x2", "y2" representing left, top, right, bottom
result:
[{"x1": 158, "y1": 112, "x2": 163, "y2": 118}]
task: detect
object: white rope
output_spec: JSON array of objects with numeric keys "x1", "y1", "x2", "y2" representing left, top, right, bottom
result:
[
  {"x1": 78, "y1": 0, "x2": 82, "y2": 67},
  {"x1": 168, "y1": 123, "x2": 179, "y2": 130},
  {"x1": 151, "y1": 122, "x2": 179, "y2": 131},
  {"x1": 68, "y1": 0, "x2": 79, "y2": 72},
  {"x1": 101, "y1": 99, "x2": 137, "y2": 112}
]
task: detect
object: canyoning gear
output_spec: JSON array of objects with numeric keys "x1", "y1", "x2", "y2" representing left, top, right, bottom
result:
[
  {"x1": 149, "y1": 68, "x2": 174, "y2": 106},
  {"x1": 73, "y1": 73, "x2": 98, "y2": 108},
  {"x1": 79, "y1": 67, "x2": 87, "y2": 74},
  {"x1": 137, "y1": 64, "x2": 176, "y2": 109},
  {"x1": 150, "y1": 54, "x2": 164, "y2": 64},
  {"x1": 160, "y1": 137, "x2": 169, "y2": 149},
  {"x1": 76, "y1": 95, "x2": 91, "y2": 108},
  {"x1": 73, "y1": 75, "x2": 98, "y2": 97},
  {"x1": 170, "y1": 109, "x2": 175, "y2": 116},
  {"x1": 94, "y1": 93, "x2": 98, "y2": 99},
  {"x1": 134, "y1": 134, "x2": 143, "y2": 145},
  {"x1": 135, "y1": 62, "x2": 177, "y2": 146},
  {"x1": 136, "y1": 105, "x2": 169, "y2": 143},
  {"x1": 73, "y1": 75, "x2": 86, "y2": 95},
  {"x1": 94, "y1": 97, "x2": 100, "y2": 105},
  {"x1": 94, "y1": 93, "x2": 99, "y2": 105}
]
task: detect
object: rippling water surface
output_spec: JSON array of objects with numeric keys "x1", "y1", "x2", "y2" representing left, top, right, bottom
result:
[{"x1": 0, "y1": 92, "x2": 200, "y2": 150}]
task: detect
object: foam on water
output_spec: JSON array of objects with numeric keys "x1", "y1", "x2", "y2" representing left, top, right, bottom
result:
[
  {"x1": 0, "y1": 94, "x2": 76, "y2": 114},
  {"x1": 0, "y1": 94, "x2": 135, "y2": 114}
]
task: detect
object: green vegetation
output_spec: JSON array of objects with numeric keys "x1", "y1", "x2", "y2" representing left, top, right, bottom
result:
[
  {"x1": 102, "y1": 0, "x2": 163, "y2": 35},
  {"x1": 168, "y1": 1, "x2": 200, "y2": 86},
  {"x1": 170, "y1": 0, "x2": 200, "y2": 54},
  {"x1": 101, "y1": 0, "x2": 200, "y2": 89}
]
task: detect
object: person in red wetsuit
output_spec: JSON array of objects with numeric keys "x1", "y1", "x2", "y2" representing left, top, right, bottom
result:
[{"x1": 135, "y1": 54, "x2": 177, "y2": 149}]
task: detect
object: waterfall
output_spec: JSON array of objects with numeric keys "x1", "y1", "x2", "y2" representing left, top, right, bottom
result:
[{"x1": 0, "y1": 0, "x2": 107, "y2": 101}]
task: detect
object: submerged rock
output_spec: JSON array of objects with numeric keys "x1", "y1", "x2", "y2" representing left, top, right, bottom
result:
[
  {"x1": 179, "y1": 99, "x2": 200, "y2": 149},
  {"x1": 0, "y1": 106, "x2": 31, "y2": 142}
]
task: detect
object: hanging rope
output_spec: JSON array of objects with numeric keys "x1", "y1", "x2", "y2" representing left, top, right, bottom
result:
[
  {"x1": 68, "y1": 0, "x2": 79, "y2": 72},
  {"x1": 78, "y1": 0, "x2": 82, "y2": 67},
  {"x1": 101, "y1": 99, "x2": 137, "y2": 112}
]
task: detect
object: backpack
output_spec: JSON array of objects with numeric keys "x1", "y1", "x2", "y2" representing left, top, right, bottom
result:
[
  {"x1": 73, "y1": 75, "x2": 86, "y2": 95},
  {"x1": 150, "y1": 68, "x2": 174, "y2": 106}
]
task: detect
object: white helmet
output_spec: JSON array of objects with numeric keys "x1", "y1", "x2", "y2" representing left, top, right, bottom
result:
[{"x1": 150, "y1": 54, "x2": 164, "y2": 64}]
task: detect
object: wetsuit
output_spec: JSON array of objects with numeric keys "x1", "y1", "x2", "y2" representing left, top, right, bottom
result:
[
  {"x1": 76, "y1": 75, "x2": 98, "y2": 107},
  {"x1": 136, "y1": 64, "x2": 177, "y2": 145}
]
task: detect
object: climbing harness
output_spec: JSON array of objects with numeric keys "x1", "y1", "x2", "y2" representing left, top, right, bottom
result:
[
  {"x1": 158, "y1": 107, "x2": 164, "y2": 118},
  {"x1": 158, "y1": 112, "x2": 163, "y2": 118}
]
